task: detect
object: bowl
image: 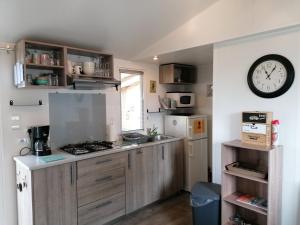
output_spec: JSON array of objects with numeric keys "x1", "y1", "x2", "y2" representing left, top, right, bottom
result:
[
  {"x1": 34, "y1": 79, "x2": 48, "y2": 85},
  {"x1": 83, "y1": 62, "x2": 95, "y2": 75}
]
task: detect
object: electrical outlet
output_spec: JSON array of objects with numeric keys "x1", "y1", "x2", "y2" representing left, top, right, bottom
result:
[
  {"x1": 11, "y1": 115, "x2": 20, "y2": 121},
  {"x1": 11, "y1": 125, "x2": 20, "y2": 130}
]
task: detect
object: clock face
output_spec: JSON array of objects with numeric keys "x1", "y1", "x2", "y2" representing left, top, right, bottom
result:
[
  {"x1": 252, "y1": 60, "x2": 287, "y2": 93},
  {"x1": 248, "y1": 54, "x2": 294, "y2": 98}
]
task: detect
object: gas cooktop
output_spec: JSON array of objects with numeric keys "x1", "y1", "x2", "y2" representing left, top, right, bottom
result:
[{"x1": 60, "y1": 141, "x2": 113, "y2": 155}]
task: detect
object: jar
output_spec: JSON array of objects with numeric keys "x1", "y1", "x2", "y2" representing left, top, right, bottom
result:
[
  {"x1": 40, "y1": 54, "x2": 50, "y2": 65},
  {"x1": 33, "y1": 52, "x2": 40, "y2": 64}
]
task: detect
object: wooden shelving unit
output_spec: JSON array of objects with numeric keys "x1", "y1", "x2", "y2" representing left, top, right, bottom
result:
[
  {"x1": 221, "y1": 140, "x2": 282, "y2": 225},
  {"x1": 15, "y1": 39, "x2": 117, "y2": 89}
]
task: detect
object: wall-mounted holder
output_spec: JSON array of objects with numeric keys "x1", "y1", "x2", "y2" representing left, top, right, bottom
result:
[
  {"x1": 9, "y1": 100, "x2": 43, "y2": 107},
  {"x1": 146, "y1": 108, "x2": 167, "y2": 113}
]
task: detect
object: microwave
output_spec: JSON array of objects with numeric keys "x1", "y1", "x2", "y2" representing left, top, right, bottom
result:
[{"x1": 166, "y1": 92, "x2": 195, "y2": 107}]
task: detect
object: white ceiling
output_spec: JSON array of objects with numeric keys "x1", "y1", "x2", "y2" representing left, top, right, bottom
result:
[
  {"x1": 146, "y1": 44, "x2": 213, "y2": 66},
  {"x1": 0, "y1": 0, "x2": 217, "y2": 59}
]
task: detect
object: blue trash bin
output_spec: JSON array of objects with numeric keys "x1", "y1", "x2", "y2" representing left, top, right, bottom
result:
[{"x1": 190, "y1": 182, "x2": 221, "y2": 225}]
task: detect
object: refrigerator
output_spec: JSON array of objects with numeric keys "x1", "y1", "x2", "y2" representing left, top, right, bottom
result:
[{"x1": 164, "y1": 115, "x2": 208, "y2": 192}]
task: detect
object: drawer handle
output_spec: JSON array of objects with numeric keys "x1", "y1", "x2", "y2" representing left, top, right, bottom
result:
[
  {"x1": 95, "y1": 201, "x2": 112, "y2": 209},
  {"x1": 96, "y1": 159, "x2": 112, "y2": 165},
  {"x1": 95, "y1": 175, "x2": 113, "y2": 183}
]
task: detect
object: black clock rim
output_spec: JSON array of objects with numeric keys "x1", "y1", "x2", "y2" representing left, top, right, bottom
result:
[{"x1": 247, "y1": 54, "x2": 295, "y2": 98}]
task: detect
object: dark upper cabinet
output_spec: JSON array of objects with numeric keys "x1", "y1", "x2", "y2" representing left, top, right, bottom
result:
[{"x1": 159, "y1": 63, "x2": 197, "y2": 84}]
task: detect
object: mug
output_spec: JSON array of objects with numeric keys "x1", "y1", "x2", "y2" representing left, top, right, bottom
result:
[{"x1": 74, "y1": 65, "x2": 82, "y2": 75}]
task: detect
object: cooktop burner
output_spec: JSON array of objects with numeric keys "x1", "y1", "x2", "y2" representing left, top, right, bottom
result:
[{"x1": 60, "y1": 141, "x2": 113, "y2": 155}]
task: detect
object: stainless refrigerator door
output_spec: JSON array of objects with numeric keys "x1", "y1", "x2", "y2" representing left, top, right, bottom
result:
[{"x1": 184, "y1": 138, "x2": 208, "y2": 192}]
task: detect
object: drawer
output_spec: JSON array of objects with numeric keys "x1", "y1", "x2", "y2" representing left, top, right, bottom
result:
[
  {"x1": 78, "y1": 168, "x2": 125, "y2": 206},
  {"x1": 77, "y1": 152, "x2": 127, "y2": 177},
  {"x1": 78, "y1": 192, "x2": 125, "y2": 225}
]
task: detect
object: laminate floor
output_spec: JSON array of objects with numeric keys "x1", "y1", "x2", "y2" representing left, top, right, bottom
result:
[{"x1": 110, "y1": 193, "x2": 193, "y2": 225}]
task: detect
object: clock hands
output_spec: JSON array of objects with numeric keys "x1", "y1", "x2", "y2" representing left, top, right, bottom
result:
[{"x1": 265, "y1": 65, "x2": 276, "y2": 80}]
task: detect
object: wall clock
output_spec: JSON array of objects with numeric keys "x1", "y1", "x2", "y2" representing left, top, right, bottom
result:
[{"x1": 247, "y1": 54, "x2": 295, "y2": 98}]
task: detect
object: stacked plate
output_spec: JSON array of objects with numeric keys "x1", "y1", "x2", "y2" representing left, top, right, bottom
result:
[{"x1": 83, "y1": 62, "x2": 95, "y2": 75}]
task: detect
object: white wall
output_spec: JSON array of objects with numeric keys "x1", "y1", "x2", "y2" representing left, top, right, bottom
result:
[
  {"x1": 136, "y1": 0, "x2": 300, "y2": 59},
  {"x1": 213, "y1": 26, "x2": 300, "y2": 225},
  {"x1": 0, "y1": 53, "x2": 163, "y2": 225}
]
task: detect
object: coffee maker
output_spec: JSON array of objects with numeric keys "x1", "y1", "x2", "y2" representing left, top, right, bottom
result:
[{"x1": 28, "y1": 125, "x2": 51, "y2": 156}]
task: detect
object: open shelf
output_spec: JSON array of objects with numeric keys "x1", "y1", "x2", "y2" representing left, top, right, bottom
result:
[
  {"x1": 26, "y1": 63, "x2": 64, "y2": 69},
  {"x1": 223, "y1": 193, "x2": 267, "y2": 216},
  {"x1": 221, "y1": 140, "x2": 282, "y2": 225},
  {"x1": 223, "y1": 170, "x2": 268, "y2": 184},
  {"x1": 223, "y1": 140, "x2": 274, "y2": 152}
]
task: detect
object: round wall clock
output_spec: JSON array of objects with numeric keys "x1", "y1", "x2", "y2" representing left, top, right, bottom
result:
[{"x1": 247, "y1": 54, "x2": 295, "y2": 98}]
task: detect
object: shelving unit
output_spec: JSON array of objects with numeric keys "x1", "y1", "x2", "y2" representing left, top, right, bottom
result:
[
  {"x1": 221, "y1": 140, "x2": 282, "y2": 225},
  {"x1": 15, "y1": 39, "x2": 118, "y2": 90}
]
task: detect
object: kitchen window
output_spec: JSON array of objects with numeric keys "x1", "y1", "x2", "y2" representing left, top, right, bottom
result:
[{"x1": 120, "y1": 69, "x2": 144, "y2": 132}]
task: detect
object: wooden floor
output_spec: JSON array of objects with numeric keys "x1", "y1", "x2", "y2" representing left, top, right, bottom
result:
[{"x1": 110, "y1": 193, "x2": 193, "y2": 225}]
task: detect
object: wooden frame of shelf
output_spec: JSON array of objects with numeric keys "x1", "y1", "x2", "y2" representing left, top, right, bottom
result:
[
  {"x1": 15, "y1": 39, "x2": 115, "y2": 89},
  {"x1": 221, "y1": 140, "x2": 282, "y2": 225}
]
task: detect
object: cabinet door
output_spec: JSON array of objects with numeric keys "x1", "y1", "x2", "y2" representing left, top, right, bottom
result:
[
  {"x1": 126, "y1": 146, "x2": 158, "y2": 213},
  {"x1": 159, "y1": 141, "x2": 184, "y2": 198},
  {"x1": 32, "y1": 162, "x2": 77, "y2": 225}
]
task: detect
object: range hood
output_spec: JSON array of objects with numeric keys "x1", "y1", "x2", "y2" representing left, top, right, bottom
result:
[{"x1": 72, "y1": 78, "x2": 121, "y2": 91}]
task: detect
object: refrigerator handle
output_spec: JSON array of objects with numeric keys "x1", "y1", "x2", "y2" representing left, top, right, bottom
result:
[
  {"x1": 188, "y1": 143, "x2": 194, "y2": 157},
  {"x1": 188, "y1": 126, "x2": 193, "y2": 139}
]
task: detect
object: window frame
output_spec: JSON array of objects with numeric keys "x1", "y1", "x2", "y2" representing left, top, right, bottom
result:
[{"x1": 120, "y1": 69, "x2": 144, "y2": 133}]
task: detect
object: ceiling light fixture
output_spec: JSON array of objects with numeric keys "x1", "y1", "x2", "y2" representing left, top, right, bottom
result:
[{"x1": 153, "y1": 55, "x2": 159, "y2": 61}]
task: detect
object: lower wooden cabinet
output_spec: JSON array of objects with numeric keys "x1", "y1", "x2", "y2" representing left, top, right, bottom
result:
[
  {"x1": 159, "y1": 141, "x2": 184, "y2": 198},
  {"x1": 16, "y1": 162, "x2": 77, "y2": 225},
  {"x1": 77, "y1": 152, "x2": 127, "y2": 225},
  {"x1": 126, "y1": 146, "x2": 160, "y2": 213},
  {"x1": 15, "y1": 140, "x2": 184, "y2": 225},
  {"x1": 126, "y1": 140, "x2": 184, "y2": 213}
]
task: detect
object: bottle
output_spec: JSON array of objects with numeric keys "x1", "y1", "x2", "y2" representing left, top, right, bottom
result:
[{"x1": 271, "y1": 120, "x2": 280, "y2": 146}]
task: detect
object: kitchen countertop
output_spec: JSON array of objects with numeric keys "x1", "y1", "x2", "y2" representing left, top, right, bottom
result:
[{"x1": 14, "y1": 137, "x2": 183, "y2": 171}]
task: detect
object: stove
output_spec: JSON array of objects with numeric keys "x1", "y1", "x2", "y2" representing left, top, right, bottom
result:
[{"x1": 60, "y1": 141, "x2": 113, "y2": 155}]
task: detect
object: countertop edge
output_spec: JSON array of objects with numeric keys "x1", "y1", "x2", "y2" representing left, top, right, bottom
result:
[{"x1": 14, "y1": 137, "x2": 183, "y2": 170}]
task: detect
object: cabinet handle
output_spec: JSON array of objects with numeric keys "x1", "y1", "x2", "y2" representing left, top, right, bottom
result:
[
  {"x1": 162, "y1": 146, "x2": 165, "y2": 160},
  {"x1": 96, "y1": 158, "x2": 112, "y2": 165},
  {"x1": 70, "y1": 164, "x2": 73, "y2": 185},
  {"x1": 95, "y1": 175, "x2": 112, "y2": 183},
  {"x1": 95, "y1": 201, "x2": 112, "y2": 209},
  {"x1": 128, "y1": 152, "x2": 131, "y2": 169},
  {"x1": 137, "y1": 149, "x2": 143, "y2": 154}
]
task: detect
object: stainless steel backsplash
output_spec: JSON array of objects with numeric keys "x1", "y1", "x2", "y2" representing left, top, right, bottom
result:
[{"x1": 49, "y1": 93, "x2": 106, "y2": 148}]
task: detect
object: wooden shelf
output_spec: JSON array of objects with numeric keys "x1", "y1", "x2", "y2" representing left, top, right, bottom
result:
[
  {"x1": 221, "y1": 140, "x2": 282, "y2": 225},
  {"x1": 22, "y1": 85, "x2": 65, "y2": 89},
  {"x1": 223, "y1": 139, "x2": 276, "y2": 152},
  {"x1": 68, "y1": 74, "x2": 112, "y2": 79},
  {"x1": 223, "y1": 170, "x2": 268, "y2": 184},
  {"x1": 223, "y1": 193, "x2": 267, "y2": 216},
  {"x1": 26, "y1": 63, "x2": 64, "y2": 70}
]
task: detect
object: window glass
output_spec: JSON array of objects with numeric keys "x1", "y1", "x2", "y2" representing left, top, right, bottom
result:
[{"x1": 121, "y1": 71, "x2": 143, "y2": 132}]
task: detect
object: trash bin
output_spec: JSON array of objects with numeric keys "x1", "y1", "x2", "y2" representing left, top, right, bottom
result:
[{"x1": 190, "y1": 182, "x2": 221, "y2": 225}]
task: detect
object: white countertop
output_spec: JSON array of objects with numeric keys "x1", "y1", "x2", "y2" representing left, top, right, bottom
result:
[{"x1": 14, "y1": 137, "x2": 183, "y2": 171}]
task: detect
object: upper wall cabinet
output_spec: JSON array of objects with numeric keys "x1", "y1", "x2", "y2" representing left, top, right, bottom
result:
[
  {"x1": 16, "y1": 40, "x2": 66, "y2": 88},
  {"x1": 15, "y1": 40, "x2": 116, "y2": 89},
  {"x1": 159, "y1": 63, "x2": 196, "y2": 84}
]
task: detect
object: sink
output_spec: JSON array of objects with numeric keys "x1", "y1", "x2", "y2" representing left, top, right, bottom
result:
[{"x1": 152, "y1": 135, "x2": 173, "y2": 141}]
